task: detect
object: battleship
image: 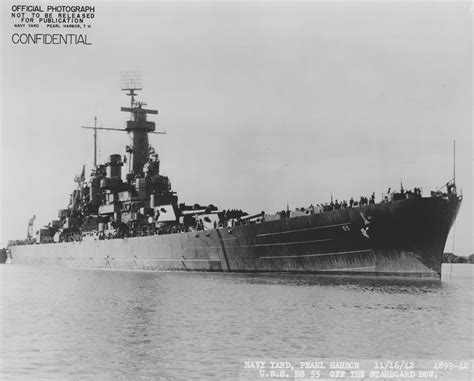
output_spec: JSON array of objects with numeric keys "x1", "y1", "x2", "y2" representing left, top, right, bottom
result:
[{"x1": 10, "y1": 77, "x2": 462, "y2": 278}]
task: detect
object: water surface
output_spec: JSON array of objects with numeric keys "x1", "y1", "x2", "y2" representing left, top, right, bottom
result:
[{"x1": 1, "y1": 264, "x2": 472, "y2": 379}]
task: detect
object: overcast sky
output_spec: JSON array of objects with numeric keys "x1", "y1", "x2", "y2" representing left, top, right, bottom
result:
[{"x1": 1, "y1": 1, "x2": 472, "y2": 255}]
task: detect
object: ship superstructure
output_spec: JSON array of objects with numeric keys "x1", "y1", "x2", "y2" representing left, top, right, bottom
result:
[
  {"x1": 35, "y1": 77, "x2": 249, "y2": 245},
  {"x1": 11, "y1": 78, "x2": 462, "y2": 278}
]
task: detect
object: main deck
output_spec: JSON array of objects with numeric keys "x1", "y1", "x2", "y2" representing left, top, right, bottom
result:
[{"x1": 11, "y1": 196, "x2": 461, "y2": 278}]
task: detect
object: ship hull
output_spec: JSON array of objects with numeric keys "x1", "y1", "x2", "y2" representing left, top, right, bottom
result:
[{"x1": 11, "y1": 196, "x2": 461, "y2": 278}]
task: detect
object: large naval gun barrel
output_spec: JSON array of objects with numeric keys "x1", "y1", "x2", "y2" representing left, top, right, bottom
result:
[
  {"x1": 180, "y1": 209, "x2": 209, "y2": 216},
  {"x1": 239, "y1": 211, "x2": 264, "y2": 221}
]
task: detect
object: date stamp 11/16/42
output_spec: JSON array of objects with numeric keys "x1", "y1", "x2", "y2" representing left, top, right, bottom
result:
[{"x1": 241, "y1": 359, "x2": 472, "y2": 380}]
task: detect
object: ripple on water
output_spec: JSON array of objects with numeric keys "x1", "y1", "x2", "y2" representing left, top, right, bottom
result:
[{"x1": 1, "y1": 265, "x2": 472, "y2": 379}]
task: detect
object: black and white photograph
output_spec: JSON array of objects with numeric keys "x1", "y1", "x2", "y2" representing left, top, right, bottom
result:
[{"x1": 1, "y1": 1, "x2": 472, "y2": 379}]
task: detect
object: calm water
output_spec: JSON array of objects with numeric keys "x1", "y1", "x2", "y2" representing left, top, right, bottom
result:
[{"x1": 1, "y1": 264, "x2": 473, "y2": 380}]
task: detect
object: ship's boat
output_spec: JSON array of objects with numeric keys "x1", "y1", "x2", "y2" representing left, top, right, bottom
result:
[{"x1": 11, "y1": 84, "x2": 462, "y2": 278}]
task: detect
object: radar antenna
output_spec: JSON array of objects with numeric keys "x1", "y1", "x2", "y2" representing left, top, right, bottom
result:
[{"x1": 120, "y1": 71, "x2": 143, "y2": 115}]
